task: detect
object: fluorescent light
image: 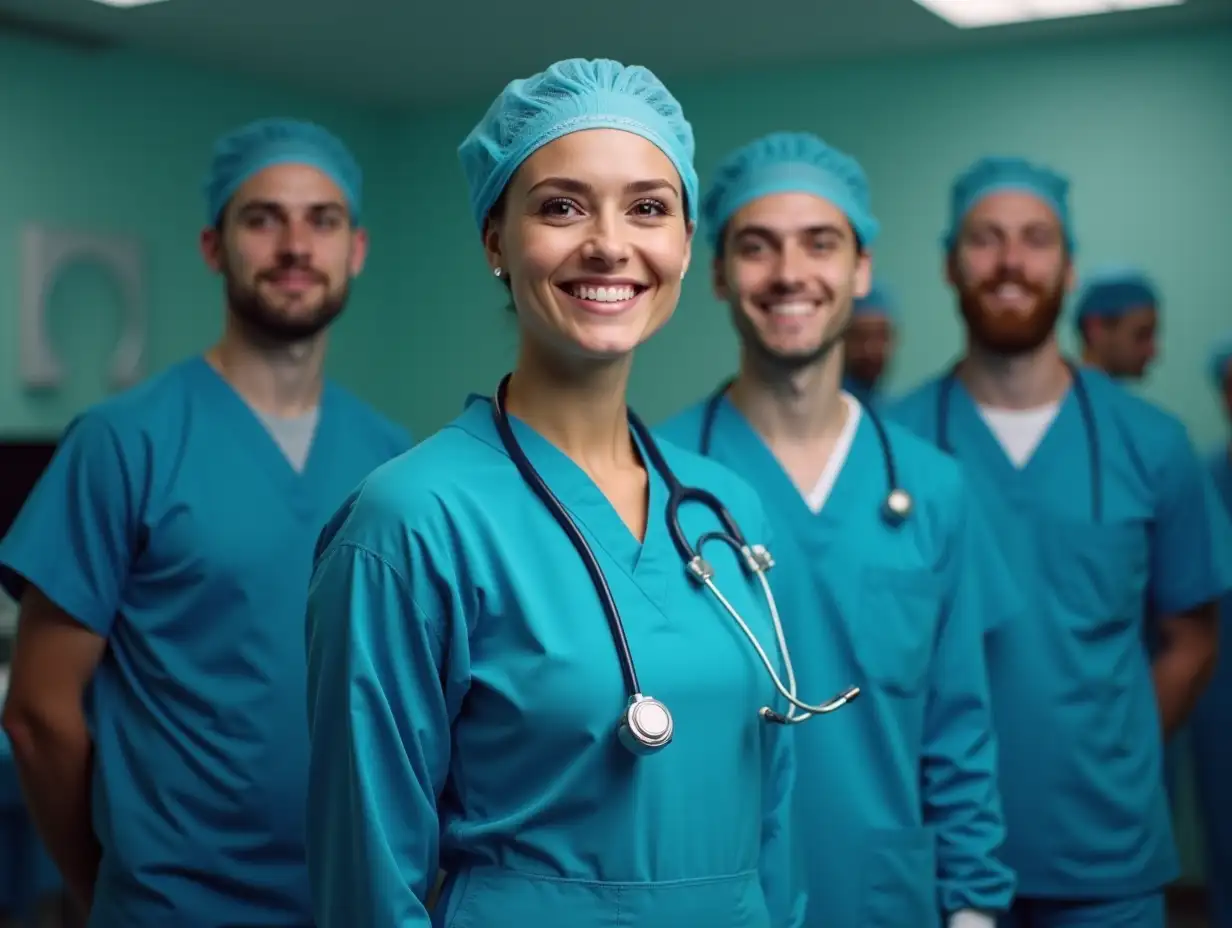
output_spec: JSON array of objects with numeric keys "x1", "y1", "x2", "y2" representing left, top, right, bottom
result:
[
  {"x1": 88, "y1": 0, "x2": 171, "y2": 7},
  {"x1": 914, "y1": 0, "x2": 1184, "y2": 28}
]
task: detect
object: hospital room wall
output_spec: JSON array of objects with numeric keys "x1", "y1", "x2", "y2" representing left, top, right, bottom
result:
[{"x1": 0, "y1": 34, "x2": 406, "y2": 436}]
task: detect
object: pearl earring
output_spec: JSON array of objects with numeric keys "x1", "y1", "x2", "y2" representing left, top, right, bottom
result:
[{"x1": 493, "y1": 267, "x2": 503, "y2": 278}]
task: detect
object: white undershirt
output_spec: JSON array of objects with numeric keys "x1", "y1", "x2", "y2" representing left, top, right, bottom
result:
[
  {"x1": 977, "y1": 402, "x2": 1060, "y2": 468},
  {"x1": 804, "y1": 393, "x2": 862, "y2": 513}
]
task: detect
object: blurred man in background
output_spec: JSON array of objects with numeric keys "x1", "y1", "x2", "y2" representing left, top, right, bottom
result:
[
  {"x1": 842, "y1": 279, "x2": 897, "y2": 405},
  {"x1": 1074, "y1": 265, "x2": 1160, "y2": 380}
]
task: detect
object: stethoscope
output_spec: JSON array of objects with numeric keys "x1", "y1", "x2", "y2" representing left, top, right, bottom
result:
[
  {"x1": 936, "y1": 360, "x2": 1103, "y2": 522},
  {"x1": 490, "y1": 374, "x2": 860, "y2": 757},
  {"x1": 698, "y1": 379, "x2": 915, "y2": 525}
]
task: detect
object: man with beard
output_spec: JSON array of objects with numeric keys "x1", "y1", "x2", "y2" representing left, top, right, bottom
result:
[
  {"x1": 0, "y1": 118, "x2": 411, "y2": 926},
  {"x1": 887, "y1": 156, "x2": 1231, "y2": 928},
  {"x1": 1073, "y1": 265, "x2": 1161, "y2": 381},
  {"x1": 842, "y1": 279, "x2": 898, "y2": 405},
  {"x1": 658, "y1": 131, "x2": 1016, "y2": 928}
]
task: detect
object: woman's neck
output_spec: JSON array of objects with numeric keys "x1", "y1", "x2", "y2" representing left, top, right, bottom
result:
[{"x1": 504, "y1": 341, "x2": 638, "y2": 474}]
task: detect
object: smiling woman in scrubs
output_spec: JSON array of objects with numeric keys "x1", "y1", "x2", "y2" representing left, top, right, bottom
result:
[
  {"x1": 659, "y1": 132, "x2": 1016, "y2": 928},
  {"x1": 888, "y1": 156, "x2": 1232, "y2": 928},
  {"x1": 1191, "y1": 336, "x2": 1232, "y2": 928},
  {"x1": 0, "y1": 119, "x2": 411, "y2": 926},
  {"x1": 303, "y1": 59, "x2": 805, "y2": 928}
]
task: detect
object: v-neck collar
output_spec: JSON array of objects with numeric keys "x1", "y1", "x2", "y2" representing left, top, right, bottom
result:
[
  {"x1": 187, "y1": 356, "x2": 330, "y2": 516},
  {"x1": 940, "y1": 375, "x2": 1080, "y2": 502},
  {"x1": 457, "y1": 396, "x2": 672, "y2": 604},
  {"x1": 705, "y1": 394, "x2": 882, "y2": 543}
]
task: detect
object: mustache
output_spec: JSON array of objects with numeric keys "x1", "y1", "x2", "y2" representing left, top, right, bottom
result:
[
  {"x1": 978, "y1": 272, "x2": 1041, "y2": 293},
  {"x1": 259, "y1": 261, "x2": 327, "y2": 284}
]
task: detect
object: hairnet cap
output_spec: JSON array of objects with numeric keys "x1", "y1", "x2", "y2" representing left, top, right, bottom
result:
[
  {"x1": 702, "y1": 132, "x2": 880, "y2": 250},
  {"x1": 944, "y1": 155, "x2": 1071, "y2": 251},
  {"x1": 458, "y1": 58, "x2": 699, "y2": 232},
  {"x1": 203, "y1": 117, "x2": 363, "y2": 224},
  {"x1": 853, "y1": 280, "x2": 896, "y2": 323},
  {"x1": 1210, "y1": 335, "x2": 1232, "y2": 390},
  {"x1": 1072, "y1": 264, "x2": 1159, "y2": 331}
]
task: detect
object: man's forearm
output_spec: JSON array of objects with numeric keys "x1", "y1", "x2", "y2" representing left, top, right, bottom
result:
[
  {"x1": 6, "y1": 712, "x2": 101, "y2": 908},
  {"x1": 1153, "y1": 650, "x2": 1213, "y2": 736}
]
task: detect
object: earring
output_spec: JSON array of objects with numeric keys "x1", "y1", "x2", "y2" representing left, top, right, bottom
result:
[{"x1": 493, "y1": 267, "x2": 503, "y2": 278}]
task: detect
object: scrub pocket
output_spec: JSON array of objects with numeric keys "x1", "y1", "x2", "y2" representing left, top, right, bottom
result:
[
  {"x1": 857, "y1": 826, "x2": 940, "y2": 928},
  {"x1": 441, "y1": 866, "x2": 769, "y2": 928},
  {"x1": 1037, "y1": 519, "x2": 1146, "y2": 644},
  {"x1": 856, "y1": 567, "x2": 942, "y2": 698}
]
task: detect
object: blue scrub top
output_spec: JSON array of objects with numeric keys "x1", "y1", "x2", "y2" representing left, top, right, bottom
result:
[
  {"x1": 0, "y1": 356, "x2": 411, "y2": 927},
  {"x1": 659, "y1": 394, "x2": 1016, "y2": 928},
  {"x1": 887, "y1": 368, "x2": 1232, "y2": 899},
  {"x1": 304, "y1": 396, "x2": 806, "y2": 928}
]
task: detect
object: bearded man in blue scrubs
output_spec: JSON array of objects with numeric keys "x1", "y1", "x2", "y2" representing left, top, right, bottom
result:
[
  {"x1": 888, "y1": 156, "x2": 1232, "y2": 928},
  {"x1": 660, "y1": 131, "x2": 1016, "y2": 928},
  {"x1": 0, "y1": 118, "x2": 411, "y2": 927}
]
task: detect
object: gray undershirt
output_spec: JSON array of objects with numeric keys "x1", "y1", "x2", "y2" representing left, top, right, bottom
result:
[{"x1": 256, "y1": 407, "x2": 320, "y2": 472}]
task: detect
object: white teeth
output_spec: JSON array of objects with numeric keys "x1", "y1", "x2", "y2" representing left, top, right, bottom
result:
[
  {"x1": 767, "y1": 301, "x2": 815, "y2": 317},
  {"x1": 571, "y1": 284, "x2": 637, "y2": 303}
]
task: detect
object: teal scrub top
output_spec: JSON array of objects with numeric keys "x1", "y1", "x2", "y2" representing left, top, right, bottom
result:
[
  {"x1": 0, "y1": 356, "x2": 411, "y2": 927},
  {"x1": 659, "y1": 394, "x2": 1016, "y2": 928},
  {"x1": 887, "y1": 368, "x2": 1232, "y2": 899},
  {"x1": 304, "y1": 396, "x2": 806, "y2": 928}
]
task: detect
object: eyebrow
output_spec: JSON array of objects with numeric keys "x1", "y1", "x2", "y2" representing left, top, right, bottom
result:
[
  {"x1": 735, "y1": 222, "x2": 849, "y2": 241},
  {"x1": 528, "y1": 176, "x2": 681, "y2": 199},
  {"x1": 237, "y1": 199, "x2": 348, "y2": 216}
]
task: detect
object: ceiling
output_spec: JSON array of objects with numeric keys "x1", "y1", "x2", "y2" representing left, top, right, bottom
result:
[{"x1": 2, "y1": 0, "x2": 1229, "y2": 105}]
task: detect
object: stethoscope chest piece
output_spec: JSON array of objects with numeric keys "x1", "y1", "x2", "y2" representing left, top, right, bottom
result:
[
  {"x1": 619, "y1": 695, "x2": 674, "y2": 755},
  {"x1": 882, "y1": 488, "x2": 913, "y2": 524}
]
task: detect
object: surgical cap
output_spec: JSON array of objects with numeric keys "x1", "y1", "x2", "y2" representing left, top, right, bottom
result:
[
  {"x1": 702, "y1": 132, "x2": 880, "y2": 250},
  {"x1": 1210, "y1": 335, "x2": 1232, "y2": 389},
  {"x1": 458, "y1": 58, "x2": 699, "y2": 232},
  {"x1": 1072, "y1": 265, "x2": 1159, "y2": 331},
  {"x1": 944, "y1": 156, "x2": 1072, "y2": 250},
  {"x1": 853, "y1": 280, "x2": 896, "y2": 323},
  {"x1": 203, "y1": 118, "x2": 362, "y2": 224}
]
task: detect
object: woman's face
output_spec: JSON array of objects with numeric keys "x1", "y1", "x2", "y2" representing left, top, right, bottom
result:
[{"x1": 485, "y1": 129, "x2": 693, "y2": 366}]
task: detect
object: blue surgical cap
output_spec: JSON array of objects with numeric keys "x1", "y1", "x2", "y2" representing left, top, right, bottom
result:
[
  {"x1": 702, "y1": 132, "x2": 880, "y2": 250},
  {"x1": 1210, "y1": 335, "x2": 1232, "y2": 389},
  {"x1": 853, "y1": 280, "x2": 896, "y2": 323},
  {"x1": 944, "y1": 156, "x2": 1072, "y2": 251},
  {"x1": 1072, "y1": 265, "x2": 1159, "y2": 331},
  {"x1": 458, "y1": 58, "x2": 698, "y2": 232},
  {"x1": 203, "y1": 117, "x2": 363, "y2": 224}
]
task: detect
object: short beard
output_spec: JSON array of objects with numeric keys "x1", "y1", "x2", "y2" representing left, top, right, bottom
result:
[
  {"x1": 957, "y1": 273, "x2": 1065, "y2": 356},
  {"x1": 222, "y1": 251, "x2": 349, "y2": 344},
  {"x1": 731, "y1": 301, "x2": 849, "y2": 376}
]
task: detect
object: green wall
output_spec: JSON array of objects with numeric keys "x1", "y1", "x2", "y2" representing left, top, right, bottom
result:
[{"x1": 1, "y1": 24, "x2": 1227, "y2": 881}]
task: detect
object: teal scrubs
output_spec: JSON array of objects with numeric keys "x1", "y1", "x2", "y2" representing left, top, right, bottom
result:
[
  {"x1": 658, "y1": 394, "x2": 1016, "y2": 928},
  {"x1": 1191, "y1": 445, "x2": 1232, "y2": 928},
  {"x1": 304, "y1": 396, "x2": 805, "y2": 928},
  {"x1": 0, "y1": 356, "x2": 411, "y2": 928},
  {"x1": 887, "y1": 367, "x2": 1232, "y2": 924}
]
